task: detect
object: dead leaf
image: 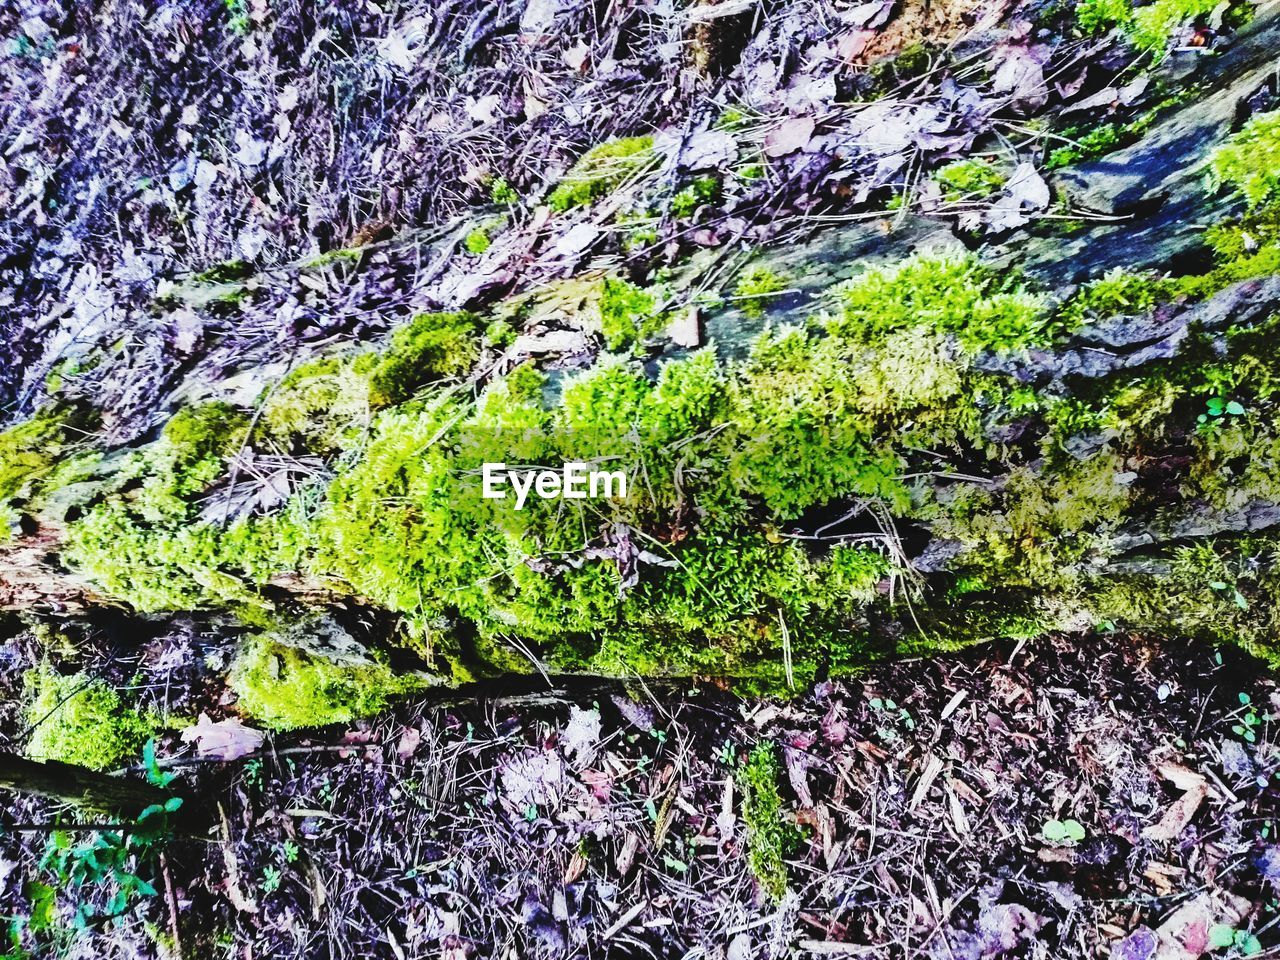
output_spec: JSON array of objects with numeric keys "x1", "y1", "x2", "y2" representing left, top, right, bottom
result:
[
  {"x1": 675, "y1": 129, "x2": 738, "y2": 171},
  {"x1": 552, "y1": 222, "x2": 600, "y2": 257},
  {"x1": 562, "y1": 42, "x2": 590, "y2": 72},
  {"x1": 560, "y1": 706, "x2": 602, "y2": 767},
  {"x1": 991, "y1": 43, "x2": 1049, "y2": 111},
  {"x1": 763, "y1": 117, "x2": 816, "y2": 158},
  {"x1": 180, "y1": 713, "x2": 265, "y2": 761},
  {"x1": 395, "y1": 725, "x2": 422, "y2": 759},
  {"x1": 665, "y1": 306, "x2": 701, "y2": 348},
  {"x1": 986, "y1": 161, "x2": 1050, "y2": 231}
]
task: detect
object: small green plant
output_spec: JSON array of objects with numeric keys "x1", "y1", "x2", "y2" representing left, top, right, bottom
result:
[
  {"x1": 738, "y1": 743, "x2": 792, "y2": 900},
  {"x1": 1198, "y1": 396, "x2": 1247, "y2": 430},
  {"x1": 868, "y1": 696, "x2": 916, "y2": 742},
  {"x1": 40, "y1": 742, "x2": 184, "y2": 931},
  {"x1": 547, "y1": 136, "x2": 658, "y2": 212},
  {"x1": 670, "y1": 176, "x2": 721, "y2": 218},
  {"x1": 259, "y1": 866, "x2": 282, "y2": 894},
  {"x1": 1232, "y1": 691, "x2": 1262, "y2": 743},
  {"x1": 223, "y1": 0, "x2": 251, "y2": 33},
  {"x1": 489, "y1": 177, "x2": 518, "y2": 205},
  {"x1": 1208, "y1": 923, "x2": 1262, "y2": 956},
  {"x1": 1040, "y1": 817, "x2": 1086, "y2": 844}
]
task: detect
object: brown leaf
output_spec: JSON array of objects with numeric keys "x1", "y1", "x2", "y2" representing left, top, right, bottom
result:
[
  {"x1": 763, "y1": 117, "x2": 816, "y2": 158},
  {"x1": 180, "y1": 713, "x2": 265, "y2": 761}
]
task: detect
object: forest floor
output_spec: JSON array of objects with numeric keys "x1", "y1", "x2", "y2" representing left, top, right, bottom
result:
[
  {"x1": 2, "y1": 628, "x2": 1279, "y2": 959},
  {"x1": 4, "y1": 0, "x2": 1280, "y2": 957}
]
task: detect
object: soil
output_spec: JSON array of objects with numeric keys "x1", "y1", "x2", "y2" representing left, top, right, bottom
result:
[{"x1": 2, "y1": 628, "x2": 1276, "y2": 958}]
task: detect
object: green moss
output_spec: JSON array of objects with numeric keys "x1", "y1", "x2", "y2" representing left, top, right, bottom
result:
[
  {"x1": 0, "y1": 408, "x2": 71, "y2": 505},
  {"x1": 738, "y1": 743, "x2": 792, "y2": 899},
  {"x1": 1055, "y1": 267, "x2": 1167, "y2": 329},
  {"x1": 1072, "y1": 0, "x2": 1229, "y2": 56},
  {"x1": 189, "y1": 259, "x2": 252, "y2": 284},
  {"x1": 135, "y1": 403, "x2": 249, "y2": 522},
  {"x1": 1048, "y1": 123, "x2": 1124, "y2": 169},
  {"x1": 299, "y1": 248, "x2": 364, "y2": 269},
  {"x1": 1209, "y1": 111, "x2": 1280, "y2": 210},
  {"x1": 714, "y1": 106, "x2": 749, "y2": 131},
  {"x1": 485, "y1": 319, "x2": 518, "y2": 349},
  {"x1": 366, "y1": 311, "x2": 483, "y2": 407},
  {"x1": 261, "y1": 354, "x2": 372, "y2": 451},
  {"x1": 24, "y1": 669, "x2": 157, "y2": 771},
  {"x1": 933, "y1": 160, "x2": 1006, "y2": 200},
  {"x1": 1129, "y1": 0, "x2": 1221, "y2": 56},
  {"x1": 599, "y1": 277, "x2": 663, "y2": 351},
  {"x1": 1075, "y1": 0, "x2": 1131, "y2": 33},
  {"x1": 546, "y1": 136, "x2": 658, "y2": 212},
  {"x1": 670, "y1": 176, "x2": 721, "y2": 218},
  {"x1": 228, "y1": 634, "x2": 429, "y2": 731},
  {"x1": 733, "y1": 267, "x2": 787, "y2": 320},
  {"x1": 868, "y1": 43, "x2": 933, "y2": 89},
  {"x1": 489, "y1": 177, "x2": 519, "y2": 205},
  {"x1": 829, "y1": 254, "x2": 1046, "y2": 352},
  {"x1": 464, "y1": 227, "x2": 492, "y2": 255}
]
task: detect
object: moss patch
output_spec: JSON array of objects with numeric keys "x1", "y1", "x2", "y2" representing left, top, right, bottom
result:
[
  {"x1": 547, "y1": 136, "x2": 658, "y2": 212},
  {"x1": 24, "y1": 669, "x2": 157, "y2": 771},
  {"x1": 228, "y1": 634, "x2": 429, "y2": 730}
]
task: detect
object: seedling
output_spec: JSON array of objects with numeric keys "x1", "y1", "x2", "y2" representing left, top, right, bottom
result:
[
  {"x1": 868, "y1": 697, "x2": 916, "y2": 743},
  {"x1": 1208, "y1": 923, "x2": 1261, "y2": 956},
  {"x1": 1198, "y1": 397, "x2": 1246, "y2": 431},
  {"x1": 1041, "y1": 818, "x2": 1086, "y2": 844},
  {"x1": 1232, "y1": 692, "x2": 1262, "y2": 744}
]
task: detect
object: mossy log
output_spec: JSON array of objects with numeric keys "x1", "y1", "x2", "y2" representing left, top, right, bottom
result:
[{"x1": 3, "y1": 10, "x2": 1280, "y2": 695}]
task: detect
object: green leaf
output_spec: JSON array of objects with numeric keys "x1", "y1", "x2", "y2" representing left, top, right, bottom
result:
[
  {"x1": 1209, "y1": 924, "x2": 1236, "y2": 949},
  {"x1": 164, "y1": 796, "x2": 184, "y2": 813},
  {"x1": 1061, "y1": 818, "x2": 1086, "y2": 841},
  {"x1": 1239, "y1": 933, "x2": 1262, "y2": 956},
  {"x1": 1240, "y1": 692, "x2": 1253, "y2": 705},
  {"x1": 1207, "y1": 397, "x2": 1226, "y2": 416},
  {"x1": 1225, "y1": 401, "x2": 1246, "y2": 416},
  {"x1": 1041, "y1": 819, "x2": 1067, "y2": 842},
  {"x1": 24, "y1": 882, "x2": 55, "y2": 934}
]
